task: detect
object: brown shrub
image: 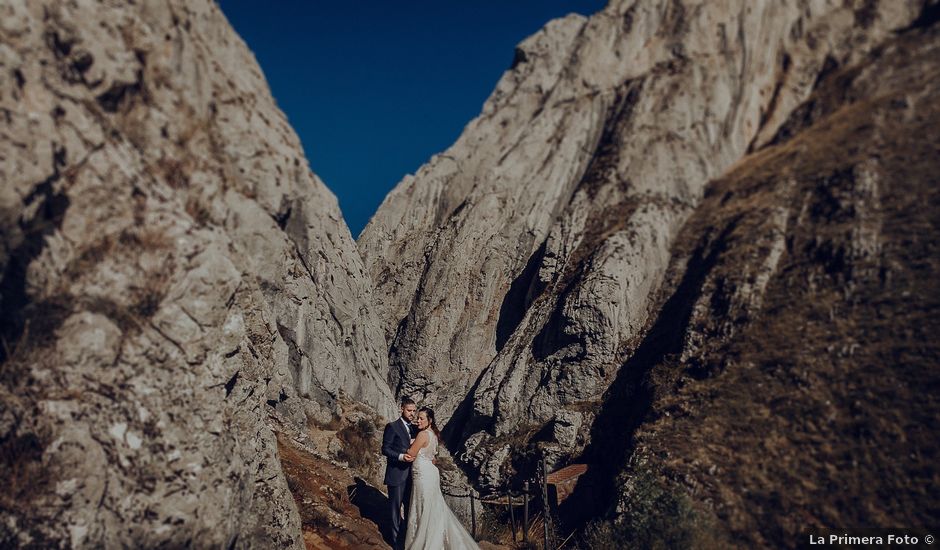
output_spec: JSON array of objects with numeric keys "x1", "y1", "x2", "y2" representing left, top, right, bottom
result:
[
  {"x1": 0, "y1": 297, "x2": 72, "y2": 381},
  {"x1": 0, "y1": 429, "x2": 56, "y2": 510},
  {"x1": 476, "y1": 506, "x2": 548, "y2": 548},
  {"x1": 336, "y1": 418, "x2": 378, "y2": 471},
  {"x1": 184, "y1": 194, "x2": 212, "y2": 226},
  {"x1": 155, "y1": 156, "x2": 191, "y2": 189},
  {"x1": 63, "y1": 235, "x2": 115, "y2": 280},
  {"x1": 314, "y1": 414, "x2": 344, "y2": 432},
  {"x1": 118, "y1": 226, "x2": 172, "y2": 251}
]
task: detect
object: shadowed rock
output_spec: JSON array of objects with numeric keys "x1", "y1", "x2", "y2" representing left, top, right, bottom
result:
[{"x1": 0, "y1": 0, "x2": 393, "y2": 546}]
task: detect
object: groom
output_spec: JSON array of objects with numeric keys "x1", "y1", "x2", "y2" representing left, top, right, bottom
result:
[{"x1": 382, "y1": 397, "x2": 418, "y2": 548}]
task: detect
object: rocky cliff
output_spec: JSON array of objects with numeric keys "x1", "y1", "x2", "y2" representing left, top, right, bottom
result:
[
  {"x1": 2, "y1": 0, "x2": 937, "y2": 547},
  {"x1": 359, "y1": 0, "x2": 939, "y2": 545},
  {"x1": 0, "y1": 0, "x2": 393, "y2": 547},
  {"x1": 360, "y1": 0, "x2": 924, "y2": 476},
  {"x1": 579, "y1": 15, "x2": 940, "y2": 546}
]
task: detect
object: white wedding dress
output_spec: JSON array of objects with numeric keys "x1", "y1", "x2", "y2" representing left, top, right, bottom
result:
[{"x1": 405, "y1": 430, "x2": 479, "y2": 550}]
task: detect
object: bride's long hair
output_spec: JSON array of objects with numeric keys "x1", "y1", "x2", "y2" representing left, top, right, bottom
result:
[{"x1": 418, "y1": 407, "x2": 441, "y2": 440}]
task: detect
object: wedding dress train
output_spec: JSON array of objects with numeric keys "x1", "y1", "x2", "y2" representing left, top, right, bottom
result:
[{"x1": 404, "y1": 430, "x2": 479, "y2": 550}]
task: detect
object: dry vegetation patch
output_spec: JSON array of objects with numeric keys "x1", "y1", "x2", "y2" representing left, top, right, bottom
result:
[{"x1": 277, "y1": 432, "x2": 390, "y2": 549}]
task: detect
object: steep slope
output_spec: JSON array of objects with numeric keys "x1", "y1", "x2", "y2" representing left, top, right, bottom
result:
[
  {"x1": 581, "y1": 18, "x2": 940, "y2": 546},
  {"x1": 0, "y1": 0, "x2": 393, "y2": 546},
  {"x1": 359, "y1": 0, "x2": 923, "y2": 487}
]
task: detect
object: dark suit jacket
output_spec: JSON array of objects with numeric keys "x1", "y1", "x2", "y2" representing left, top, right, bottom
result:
[{"x1": 382, "y1": 418, "x2": 417, "y2": 486}]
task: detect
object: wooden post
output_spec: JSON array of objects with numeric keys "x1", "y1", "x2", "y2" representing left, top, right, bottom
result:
[
  {"x1": 508, "y1": 493, "x2": 517, "y2": 542},
  {"x1": 541, "y1": 460, "x2": 552, "y2": 549},
  {"x1": 523, "y1": 481, "x2": 530, "y2": 543},
  {"x1": 470, "y1": 490, "x2": 477, "y2": 539}
]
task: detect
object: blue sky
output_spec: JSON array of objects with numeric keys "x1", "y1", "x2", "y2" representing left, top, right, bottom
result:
[{"x1": 218, "y1": 1, "x2": 608, "y2": 237}]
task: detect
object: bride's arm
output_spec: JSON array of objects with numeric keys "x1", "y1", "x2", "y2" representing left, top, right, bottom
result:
[{"x1": 405, "y1": 430, "x2": 429, "y2": 458}]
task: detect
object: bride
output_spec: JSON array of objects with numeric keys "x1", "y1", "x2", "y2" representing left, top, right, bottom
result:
[{"x1": 404, "y1": 407, "x2": 479, "y2": 550}]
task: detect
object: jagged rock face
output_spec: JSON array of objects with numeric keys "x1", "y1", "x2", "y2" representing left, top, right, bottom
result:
[
  {"x1": 588, "y1": 20, "x2": 940, "y2": 546},
  {"x1": 0, "y1": 0, "x2": 393, "y2": 547},
  {"x1": 359, "y1": 0, "x2": 923, "y2": 487}
]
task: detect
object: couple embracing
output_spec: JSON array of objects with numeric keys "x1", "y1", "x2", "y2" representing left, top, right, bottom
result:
[{"x1": 382, "y1": 397, "x2": 479, "y2": 550}]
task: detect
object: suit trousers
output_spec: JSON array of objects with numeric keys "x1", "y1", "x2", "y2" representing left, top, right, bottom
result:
[{"x1": 388, "y1": 476, "x2": 413, "y2": 547}]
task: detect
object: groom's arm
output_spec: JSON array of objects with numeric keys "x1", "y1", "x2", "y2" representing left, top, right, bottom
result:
[
  {"x1": 381, "y1": 424, "x2": 398, "y2": 460},
  {"x1": 381, "y1": 424, "x2": 409, "y2": 462}
]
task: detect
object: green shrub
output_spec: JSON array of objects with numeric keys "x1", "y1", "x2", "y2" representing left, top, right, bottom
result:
[{"x1": 578, "y1": 465, "x2": 722, "y2": 549}]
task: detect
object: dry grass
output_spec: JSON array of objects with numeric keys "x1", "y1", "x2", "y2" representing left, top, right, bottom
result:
[
  {"x1": 63, "y1": 234, "x2": 116, "y2": 280},
  {"x1": 0, "y1": 222, "x2": 177, "y2": 378},
  {"x1": 336, "y1": 418, "x2": 379, "y2": 472},
  {"x1": 117, "y1": 226, "x2": 173, "y2": 251},
  {"x1": 562, "y1": 399, "x2": 602, "y2": 415},
  {"x1": 0, "y1": 296, "x2": 71, "y2": 380},
  {"x1": 0, "y1": 428, "x2": 56, "y2": 511},
  {"x1": 154, "y1": 156, "x2": 192, "y2": 189},
  {"x1": 310, "y1": 413, "x2": 344, "y2": 433},
  {"x1": 184, "y1": 194, "x2": 212, "y2": 226},
  {"x1": 477, "y1": 507, "x2": 554, "y2": 549},
  {"x1": 575, "y1": 463, "x2": 725, "y2": 549},
  {"x1": 58, "y1": 226, "x2": 173, "y2": 332}
]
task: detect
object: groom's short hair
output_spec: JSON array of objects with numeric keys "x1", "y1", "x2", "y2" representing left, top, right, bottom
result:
[{"x1": 400, "y1": 397, "x2": 416, "y2": 407}]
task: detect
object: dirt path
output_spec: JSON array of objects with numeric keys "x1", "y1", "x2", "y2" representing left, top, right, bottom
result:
[
  {"x1": 277, "y1": 432, "x2": 392, "y2": 549},
  {"x1": 277, "y1": 431, "x2": 516, "y2": 549}
]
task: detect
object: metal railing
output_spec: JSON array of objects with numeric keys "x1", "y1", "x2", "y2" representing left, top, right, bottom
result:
[{"x1": 440, "y1": 458, "x2": 562, "y2": 548}]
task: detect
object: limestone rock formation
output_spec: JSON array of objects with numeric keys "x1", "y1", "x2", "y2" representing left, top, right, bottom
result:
[
  {"x1": 583, "y1": 18, "x2": 940, "y2": 546},
  {"x1": 0, "y1": 0, "x2": 393, "y2": 546},
  {"x1": 358, "y1": 0, "x2": 927, "y2": 493},
  {"x1": 2, "y1": 0, "x2": 936, "y2": 546}
]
